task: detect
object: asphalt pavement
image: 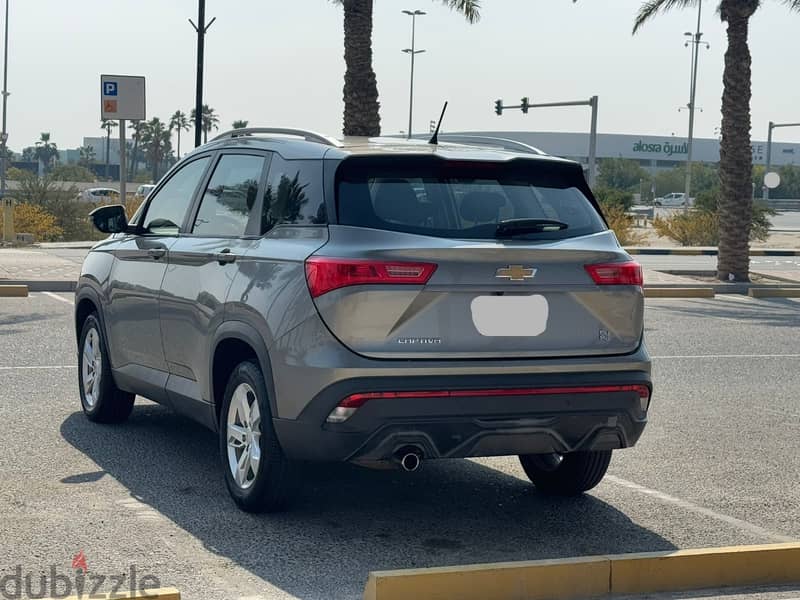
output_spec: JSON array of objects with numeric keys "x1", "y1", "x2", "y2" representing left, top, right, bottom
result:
[{"x1": 0, "y1": 294, "x2": 799, "y2": 599}]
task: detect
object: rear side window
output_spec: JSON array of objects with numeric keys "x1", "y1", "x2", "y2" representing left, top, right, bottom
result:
[
  {"x1": 260, "y1": 156, "x2": 326, "y2": 234},
  {"x1": 336, "y1": 158, "x2": 605, "y2": 241}
]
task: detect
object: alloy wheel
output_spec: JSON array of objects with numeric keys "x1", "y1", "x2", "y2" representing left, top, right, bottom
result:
[
  {"x1": 81, "y1": 328, "x2": 103, "y2": 408},
  {"x1": 226, "y1": 383, "x2": 262, "y2": 489}
]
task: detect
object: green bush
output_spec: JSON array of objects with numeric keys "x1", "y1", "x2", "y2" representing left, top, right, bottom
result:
[
  {"x1": 594, "y1": 187, "x2": 634, "y2": 212},
  {"x1": 6, "y1": 167, "x2": 32, "y2": 180},
  {"x1": 599, "y1": 202, "x2": 644, "y2": 246},
  {"x1": 695, "y1": 187, "x2": 773, "y2": 242},
  {"x1": 653, "y1": 212, "x2": 719, "y2": 246},
  {"x1": 50, "y1": 164, "x2": 96, "y2": 182}
]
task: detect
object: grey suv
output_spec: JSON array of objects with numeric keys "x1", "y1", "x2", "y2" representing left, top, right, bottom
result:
[{"x1": 76, "y1": 128, "x2": 651, "y2": 513}]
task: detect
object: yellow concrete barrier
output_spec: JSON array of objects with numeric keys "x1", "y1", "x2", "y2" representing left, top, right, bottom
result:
[
  {"x1": 611, "y1": 543, "x2": 800, "y2": 594},
  {"x1": 363, "y1": 543, "x2": 800, "y2": 600},
  {"x1": 644, "y1": 287, "x2": 715, "y2": 298},
  {"x1": 44, "y1": 587, "x2": 180, "y2": 600},
  {"x1": 364, "y1": 557, "x2": 609, "y2": 600},
  {"x1": 749, "y1": 287, "x2": 800, "y2": 298},
  {"x1": 0, "y1": 284, "x2": 28, "y2": 297}
]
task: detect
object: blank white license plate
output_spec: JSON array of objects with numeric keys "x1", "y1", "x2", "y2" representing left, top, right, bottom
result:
[{"x1": 470, "y1": 295, "x2": 549, "y2": 337}]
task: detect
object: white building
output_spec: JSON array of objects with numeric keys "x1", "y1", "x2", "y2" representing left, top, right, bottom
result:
[
  {"x1": 451, "y1": 131, "x2": 800, "y2": 171},
  {"x1": 82, "y1": 137, "x2": 122, "y2": 166}
]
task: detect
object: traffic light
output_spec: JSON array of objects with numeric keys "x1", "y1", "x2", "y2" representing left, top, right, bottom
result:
[
  {"x1": 521, "y1": 97, "x2": 530, "y2": 114},
  {"x1": 494, "y1": 99, "x2": 503, "y2": 116}
]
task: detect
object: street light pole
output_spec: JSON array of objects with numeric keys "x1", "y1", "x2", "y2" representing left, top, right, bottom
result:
[
  {"x1": 1, "y1": 0, "x2": 11, "y2": 242},
  {"x1": 402, "y1": 10, "x2": 425, "y2": 140},
  {"x1": 189, "y1": 0, "x2": 215, "y2": 148},
  {"x1": 684, "y1": 0, "x2": 708, "y2": 212}
]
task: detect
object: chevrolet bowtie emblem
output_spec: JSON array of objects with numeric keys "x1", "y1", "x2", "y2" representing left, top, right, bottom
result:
[{"x1": 495, "y1": 265, "x2": 536, "y2": 281}]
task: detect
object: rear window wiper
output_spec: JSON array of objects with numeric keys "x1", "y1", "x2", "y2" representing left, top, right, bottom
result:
[{"x1": 495, "y1": 218, "x2": 569, "y2": 238}]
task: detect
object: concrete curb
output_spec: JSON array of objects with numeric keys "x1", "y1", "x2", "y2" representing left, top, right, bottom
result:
[
  {"x1": 626, "y1": 247, "x2": 800, "y2": 256},
  {"x1": 0, "y1": 284, "x2": 28, "y2": 297},
  {"x1": 0, "y1": 280, "x2": 76, "y2": 292},
  {"x1": 645, "y1": 287, "x2": 715, "y2": 298},
  {"x1": 749, "y1": 287, "x2": 800, "y2": 298},
  {"x1": 43, "y1": 587, "x2": 180, "y2": 600},
  {"x1": 362, "y1": 543, "x2": 800, "y2": 600}
]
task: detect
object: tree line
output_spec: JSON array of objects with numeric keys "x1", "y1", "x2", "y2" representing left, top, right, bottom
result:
[{"x1": 9, "y1": 107, "x2": 251, "y2": 183}]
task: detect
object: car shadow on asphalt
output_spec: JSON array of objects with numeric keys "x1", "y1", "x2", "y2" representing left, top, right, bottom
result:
[
  {"x1": 648, "y1": 296, "x2": 800, "y2": 328},
  {"x1": 60, "y1": 404, "x2": 676, "y2": 599},
  {"x1": 0, "y1": 311, "x2": 57, "y2": 335}
]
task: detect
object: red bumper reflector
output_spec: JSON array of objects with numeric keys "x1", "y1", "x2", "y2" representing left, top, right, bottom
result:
[{"x1": 338, "y1": 384, "x2": 650, "y2": 409}]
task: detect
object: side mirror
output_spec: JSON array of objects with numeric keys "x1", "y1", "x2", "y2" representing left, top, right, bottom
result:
[{"x1": 89, "y1": 204, "x2": 129, "y2": 234}]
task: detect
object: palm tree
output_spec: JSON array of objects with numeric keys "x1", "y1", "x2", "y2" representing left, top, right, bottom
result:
[
  {"x1": 78, "y1": 145, "x2": 96, "y2": 168},
  {"x1": 330, "y1": 1, "x2": 480, "y2": 137},
  {"x1": 128, "y1": 120, "x2": 144, "y2": 181},
  {"x1": 169, "y1": 110, "x2": 190, "y2": 159},
  {"x1": 34, "y1": 133, "x2": 59, "y2": 173},
  {"x1": 631, "y1": 0, "x2": 800, "y2": 282},
  {"x1": 140, "y1": 118, "x2": 172, "y2": 182},
  {"x1": 190, "y1": 104, "x2": 220, "y2": 144},
  {"x1": 232, "y1": 120, "x2": 249, "y2": 129},
  {"x1": 100, "y1": 119, "x2": 118, "y2": 180}
]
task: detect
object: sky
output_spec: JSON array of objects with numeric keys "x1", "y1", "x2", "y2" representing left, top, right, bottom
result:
[{"x1": 5, "y1": 0, "x2": 800, "y2": 152}]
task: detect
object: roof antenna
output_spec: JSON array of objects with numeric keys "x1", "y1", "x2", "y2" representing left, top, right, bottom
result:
[{"x1": 428, "y1": 101, "x2": 448, "y2": 145}]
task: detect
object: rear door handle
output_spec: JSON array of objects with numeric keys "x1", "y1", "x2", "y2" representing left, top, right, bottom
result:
[
  {"x1": 215, "y1": 249, "x2": 237, "y2": 265},
  {"x1": 147, "y1": 248, "x2": 166, "y2": 260}
]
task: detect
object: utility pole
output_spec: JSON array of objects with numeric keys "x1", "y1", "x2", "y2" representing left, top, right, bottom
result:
[
  {"x1": 402, "y1": 10, "x2": 426, "y2": 140},
  {"x1": 119, "y1": 119, "x2": 126, "y2": 208},
  {"x1": 494, "y1": 96, "x2": 600, "y2": 186},
  {"x1": 189, "y1": 0, "x2": 215, "y2": 148},
  {"x1": 763, "y1": 120, "x2": 800, "y2": 200},
  {"x1": 683, "y1": 0, "x2": 709, "y2": 212},
  {"x1": 1, "y1": 0, "x2": 11, "y2": 242}
]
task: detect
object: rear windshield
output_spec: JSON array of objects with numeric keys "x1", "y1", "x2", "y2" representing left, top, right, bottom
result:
[{"x1": 336, "y1": 157, "x2": 605, "y2": 240}]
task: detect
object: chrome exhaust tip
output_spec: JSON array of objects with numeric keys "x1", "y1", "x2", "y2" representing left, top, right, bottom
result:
[{"x1": 395, "y1": 447, "x2": 423, "y2": 472}]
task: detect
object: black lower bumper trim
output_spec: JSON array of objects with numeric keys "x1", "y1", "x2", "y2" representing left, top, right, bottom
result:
[{"x1": 274, "y1": 370, "x2": 651, "y2": 463}]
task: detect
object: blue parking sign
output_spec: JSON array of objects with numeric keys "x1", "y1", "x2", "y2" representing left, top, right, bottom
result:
[{"x1": 103, "y1": 81, "x2": 118, "y2": 96}]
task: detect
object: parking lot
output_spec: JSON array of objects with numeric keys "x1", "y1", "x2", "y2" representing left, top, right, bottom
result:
[{"x1": 1, "y1": 293, "x2": 799, "y2": 600}]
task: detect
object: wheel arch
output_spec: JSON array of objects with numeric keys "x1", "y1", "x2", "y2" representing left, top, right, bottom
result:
[
  {"x1": 74, "y1": 287, "x2": 106, "y2": 351},
  {"x1": 210, "y1": 321, "x2": 277, "y2": 430}
]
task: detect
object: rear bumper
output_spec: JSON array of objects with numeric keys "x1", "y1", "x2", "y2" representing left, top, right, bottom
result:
[{"x1": 273, "y1": 369, "x2": 651, "y2": 463}]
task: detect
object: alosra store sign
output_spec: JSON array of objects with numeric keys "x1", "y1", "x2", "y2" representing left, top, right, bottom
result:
[{"x1": 632, "y1": 139, "x2": 765, "y2": 161}]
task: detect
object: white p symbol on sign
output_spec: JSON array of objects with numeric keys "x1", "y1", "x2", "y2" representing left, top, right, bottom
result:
[{"x1": 104, "y1": 81, "x2": 118, "y2": 96}]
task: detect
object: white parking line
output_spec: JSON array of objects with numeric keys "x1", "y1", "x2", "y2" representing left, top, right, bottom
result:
[
  {"x1": 652, "y1": 354, "x2": 800, "y2": 359},
  {"x1": 42, "y1": 291, "x2": 74, "y2": 305},
  {"x1": 0, "y1": 365, "x2": 76, "y2": 370},
  {"x1": 606, "y1": 475, "x2": 796, "y2": 543}
]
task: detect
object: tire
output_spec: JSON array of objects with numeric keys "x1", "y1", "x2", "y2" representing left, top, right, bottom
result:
[
  {"x1": 219, "y1": 360, "x2": 295, "y2": 513},
  {"x1": 78, "y1": 313, "x2": 135, "y2": 424},
  {"x1": 518, "y1": 450, "x2": 612, "y2": 496}
]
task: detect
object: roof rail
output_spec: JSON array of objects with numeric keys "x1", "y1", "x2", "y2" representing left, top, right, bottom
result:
[
  {"x1": 211, "y1": 127, "x2": 342, "y2": 147},
  {"x1": 432, "y1": 134, "x2": 546, "y2": 156}
]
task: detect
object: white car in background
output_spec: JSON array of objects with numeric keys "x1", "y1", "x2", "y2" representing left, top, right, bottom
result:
[
  {"x1": 134, "y1": 184, "x2": 156, "y2": 200},
  {"x1": 654, "y1": 192, "x2": 694, "y2": 207},
  {"x1": 80, "y1": 188, "x2": 119, "y2": 203}
]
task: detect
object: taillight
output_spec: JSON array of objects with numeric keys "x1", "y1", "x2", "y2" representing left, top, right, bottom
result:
[
  {"x1": 584, "y1": 261, "x2": 643, "y2": 286},
  {"x1": 305, "y1": 257, "x2": 437, "y2": 298}
]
